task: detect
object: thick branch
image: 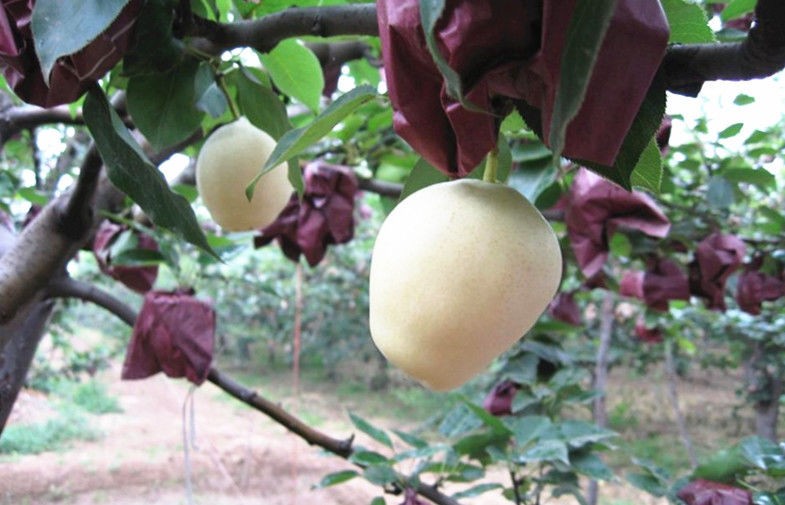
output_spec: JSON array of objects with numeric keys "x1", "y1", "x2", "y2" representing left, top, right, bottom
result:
[
  {"x1": 358, "y1": 178, "x2": 402, "y2": 198},
  {"x1": 45, "y1": 277, "x2": 137, "y2": 327},
  {"x1": 192, "y1": 4, "x2": 379, "y2": 55},
  {"x1": 662, "y1": 0, "x2": 785, "y2": 95},
  {"x1": 0, "y1": 105, "x2": 84, "y2": 145}
]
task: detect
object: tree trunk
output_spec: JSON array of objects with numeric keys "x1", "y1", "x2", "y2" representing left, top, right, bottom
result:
[
  {"x1": 0, "y1": 299, "x2": 54, "y2": 434},
  {"x1": 587, "y1": 291, "x2": 615, "y2": 505},
  {"x1": 744, "y1": 341, "x2": 782, "y2": 442}
]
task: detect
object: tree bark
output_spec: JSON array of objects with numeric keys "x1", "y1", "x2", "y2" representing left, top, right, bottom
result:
[
  {"x1": 587, "y1": 291, "x2": 615, "y2": 505},
  {"x1": 743, "y1": 340, "x2": 782, "y2": 442}
]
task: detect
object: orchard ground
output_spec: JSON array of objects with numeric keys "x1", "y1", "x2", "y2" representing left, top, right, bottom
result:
[{"x1": 1, "y1": 349, "x2": 771, "y2": 505}]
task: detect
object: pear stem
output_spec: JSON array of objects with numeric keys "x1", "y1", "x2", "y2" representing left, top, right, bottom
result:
[{"x1": 483, "y1": 148, "x2": 499, "y2": 183}]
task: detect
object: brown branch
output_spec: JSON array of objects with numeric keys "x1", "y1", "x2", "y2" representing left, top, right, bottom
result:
[
  {"x1": 662, "y1": 0, "x2": 785, "y2": 95},
  {"x1": 190, "y1": 4, "x2": 379, "y2": 55},
  {"x1": 49, "y1": 277, "x2": 463, "y2": 505},
  {"x1": 358, "y1": 178, "x2": 402, "y2": 198},
  {"x1": 44, "y1": 277, "x2": 137, "y2": 327}
]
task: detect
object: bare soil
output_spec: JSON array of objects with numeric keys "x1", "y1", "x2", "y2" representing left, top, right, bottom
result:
[{"x1": 0, "y1": 360, "x2": 766, "y2": 505}]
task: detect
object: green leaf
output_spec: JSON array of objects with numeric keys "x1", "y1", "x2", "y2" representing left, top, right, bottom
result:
[
  {"x1": 720, "y1": 0, "x2": 756, "y2": 21},
  {"x1": 626, "y1": 472, "x2": 667, "y2": 496},
  {"x1": 260, "y1": 39, "x2": 324, "y2": 113},
  {"x1": 629, "y1": 139, "x2": 663, "y2": 193},
  {"x1": 570, "y1": 451, "x2": 614, "y2": 480},
  {"x1": 503, "y1": 416, "x2": 551, "y2": 448},
  {"x1": 393, "y1": 429, "x2": 428, "y2": 449},
  {"x1": 721, "y1": 168, "x2": 776, "y2": 190},
  {"x1": 451, "y1": 483, "x2": 504, "y2": 500},
  {"x1": 707, "y1": 176, "x2": 735, "y2": 210},
  {"x1": 718, "y1": 122, "x2": 744, "y2": 139},
  {"x1": 194, "y1": 63, "x2": 228, "y2": 118},
  {"x1": 460, "y1": 397, "x2": 513, "y2": 435},
  {"x1": 362, "y1": 464, "x2": 398, "y2": 485},
  {"x1": 247, "y1": 85, "x2": 377, "y2": 198},
  {"x1": 350, "y1": 450, "x2": 390, "y2": 466},
  {"x1": 740, "y1": 436, "x2": 785, "y2": 475},
  {"x1": 112, "y1": 248, "x2": 167, "y2": 266},
  {"x1": 32, "y1": 0, "x2": 131, "y2": 83},
  {"x1": 398, "y1": 158, "x2": 449, "y2": 203},
  {"x1": 579, "y1": 77, "x2": 667, "y2": 189},
  {"x1": 314, "y1": 470, "x2": 359, "y2": 488},
  {"x1": 734, "y1": 93, "x2": 755, "y2": 106},
  {"x1": 519, "y1": 439, "x2": 570, "y2": 465},
  {"x1": 16, "y1": 187, "x2": 49, "y2": 205},
  {"x1": 549, "y1": 0, "x2": 618, "y2": 160},
  {"x1": 127, "y1": 58, "x2": 203, "y2": 151},
  {"x1": 557, "y1": 420, "x2": 616, "y2": 449},
  {"x1": 692, "y1": 445, "x2": 751, "y2": 483},
  {"x1": 122, "y1": 0, "x2": 183, "y2": 76},
  {"x1": 349, "y1": 413, "x2": 393, "y2": 449},
  {"x1": 393, "y1": 444, "x2": 448, "y2": 462},
  {"x1": 83, "y1": 87, "x2": 217, "y2": 259},
  {"x1": 369, "y1": 498, "x2": 386, "y2": 505},
  {"x1": 419, "y1": 0, "x2": 481, "y2": 111},
  {"x1": 660, "y1": 0, "x2": 715, "y2": 44}
]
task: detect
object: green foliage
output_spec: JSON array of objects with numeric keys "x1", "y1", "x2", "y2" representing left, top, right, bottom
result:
[
  {"x1": 0, "y1": 406, "x2": 100, "y2": 455},
  {"x1": 55, "y1": 379, "x2": 123, "y2": 415},
  {"x1": 31, "y1": 0, "x2": 132, "y2": 82},
  {"x1": 84, "y1": 87, "x2": 218, "y2": 259},
  {"x1": 259, "y1": 40, "x2": 324, "y2": 113}
]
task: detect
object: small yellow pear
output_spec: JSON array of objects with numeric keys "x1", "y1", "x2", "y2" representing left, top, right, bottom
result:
[
  {"x1": 196, "y1": 117, "x2": 293, "y2": 231},
  {"x1": 369, "y1": 179, "x2": 562, "y2": 391}
]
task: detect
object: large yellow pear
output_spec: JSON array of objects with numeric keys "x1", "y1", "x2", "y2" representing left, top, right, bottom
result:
[
  {"x1": 196, "y1": 117, "x2": 293, "y2": 231},
  {"x1": 369, "y1": 179, "x2": 562, "y2": 391}
]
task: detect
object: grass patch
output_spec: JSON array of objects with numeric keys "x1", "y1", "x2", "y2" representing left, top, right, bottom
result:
[
  {"x1": 0, "y1": 406, "x2": 100, "y2": 455},
  {"x1": 57, "y1": 379, "x2": 123, "y2": 414}
]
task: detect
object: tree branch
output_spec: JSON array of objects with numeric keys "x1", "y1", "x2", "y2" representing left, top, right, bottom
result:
[
  {"x1": 44, "y1": 277, "x2": 137, "y2": 327},
  {"x1": 48, "y1": 278, "x2": 463, "y2": 505},
  {"x1": 191, "y1": 4, "x2": 379, "y2": 55},
  {"x1": 661, "y1": 0, "x2": 785, "y2": 95}
]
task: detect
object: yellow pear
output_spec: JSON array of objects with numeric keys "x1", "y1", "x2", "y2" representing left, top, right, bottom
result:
[
  {"x1": 369, "y1": 179, "x2": 562, "y2": 391},
  {"x1": 196, "y1": 117, "x2": 293, "y2": 231}
]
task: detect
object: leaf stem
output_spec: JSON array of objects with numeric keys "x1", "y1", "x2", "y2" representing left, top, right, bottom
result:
[
  {"x1": 483, "y1": 148, "x2": 499, "y2": 183},
  {"x1": 216, "y1": 71, "x2": 241, "y2": 120}
]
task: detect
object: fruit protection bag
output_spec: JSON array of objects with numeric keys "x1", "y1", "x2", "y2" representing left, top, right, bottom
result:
[
  {"x1": 377, "y1": 0, "x2": 669, "y2": 176},
  {"x1": 0, "y1": 0, "x2": 142, "y2": 107},
  {"x1": 122, "y1": 290, "x2": 215, "y2": 385}
]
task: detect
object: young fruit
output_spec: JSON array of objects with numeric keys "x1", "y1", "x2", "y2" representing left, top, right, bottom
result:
[
  {"x1": 196, "y1": 117, "x2": 293, "y2": 231},
  {"x1": 369, "y1": 179, "x2": 562, "y2": 391}
]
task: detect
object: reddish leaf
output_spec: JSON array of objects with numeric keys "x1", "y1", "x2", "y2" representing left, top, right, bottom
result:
[
  {"x1": 255, "y1": 161, "x2": 358, "y2": 267},
  {"x1": 548, "y1": 291, "x2": 581, "y2": 326},
  {"x1": 482, "y1": 379, "x2": 520, "y2": 416},
  {"x1": 621, "y1": 257, "x2": 690, "y2": 312},
  {"x1": 92, "y1": 220, "x2": 158, "y2": 294},
  {"x1": 377, "y1": 0, "x2": 668, "y2": 176},
  {"x1": 677, "y1": 479, "x2": 753, "y2": 505},
  {"x1": 735, "y1": 260, "x2": 785, "y2": 315},
  {"x1": 122, "y1": 289, "x2": 215, "y2": 385},
  {"x1": 565, "y1": 168, "x2": 670, "y2": 278},
  {"x1": 0, "y1": 0, "x2": 142, "y2": 107},
  {"x1": 689, "y1": 233, "x2": 746, "y2": 311},
  {"x1": 634, "y1": 319, "x2": 663, "y2": 344},
  {"x1": 656, "y1": 115, "x2": 672, "y2": 154}
]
